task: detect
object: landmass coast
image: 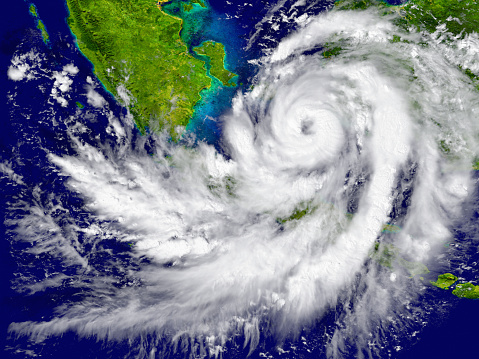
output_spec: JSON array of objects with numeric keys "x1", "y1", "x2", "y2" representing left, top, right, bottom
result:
[
  {"x1": 65, "y1": 0, "x2": 236, "y2": 136},
  {"x1": 431, "y1": 273, "x2": 479, "y2": 299}
]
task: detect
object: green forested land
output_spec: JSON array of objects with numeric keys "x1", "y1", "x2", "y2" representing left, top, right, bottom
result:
[
  {"x1": 183, "y1": 3, "x2": 194, "y2": 11},
  {"x1": 181, "y1": 0, "x2": 206, "y2": 12},
  {"x1": 29, "y1": 4, "x2": 38, "y2": 17},
  {"x1": 191, "y1": 0, "x2": 206, "y2": 7},
  {"x1": 452, "y1": 282, "x2": 479, "y2": 299},
  {"x1": 29, "y1": 4, "x2": 49, "y2": 44},
  {"x1": 429, "y1": 274, "x2": 479, "y2": 298},
  {"x1": 37, "y1": 20, "x2": 50, "y2": 43},
  {"x1": 335, "y1": 0, "x2": 479, "y2": 38},
  {"x1": 371, "y1": 243, "x2": 398, "y2": 268},
  {"x1": 323, "y1": 46, "x2": 342, "y2": 58},
  {"x1": 381, "y1": 224, "x2": 400, "y2": 233},
  {"x1": 399, "y1": 0, "x2": 479, "y2": 37},
  {"x1": 430, "y1": 273, "x2": 458, "y2": 289},
  {"x1": 193, "y1": 41, "x2": 238, "y2": 86},
  {"x1": 65, "y1": 0, "x2": 213, "y2": 135},
  {"x1": 334, "y1": 0, "x2": 386, "y2": 10},
  {"x1": 276, "y1": 203, "x2": 316, "y2": 224}
]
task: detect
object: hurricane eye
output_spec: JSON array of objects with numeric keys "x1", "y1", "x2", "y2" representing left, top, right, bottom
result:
[{"x1": 300, "y1": 119, "x2": 315, "y2": 135}]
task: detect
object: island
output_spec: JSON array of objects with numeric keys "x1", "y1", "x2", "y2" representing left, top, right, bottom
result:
[
  {"x1": 277, "y1": 202, "x2": 316, "y2": 224},
  {"x1": 183, "y1": 0, "x2": 206, "y2": 11},
  {"x1": 65, "y1": 0, "x2": 236, "y2": 136},
  {"x1": 452, "y1": 282, "x2": 479, "y2": 299},
  {"x1": 382, "y1": 224, "x2": 401, "y2": 233},
  {"x1": 431, "y1": 273, "x2": 479, "y2": 299},
  {"x1": 430, "y1": 273, "x2": 458, "y2": 289},
  {"x1": 29, "y1": 4, "x2": 50, "y2": 44}
]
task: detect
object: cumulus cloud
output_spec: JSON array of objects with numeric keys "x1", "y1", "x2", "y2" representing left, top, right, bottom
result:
[
  {"x1": 50, "y1": 64, "x2": 79, "y2": 107},
  {"x1": 86, "y1": 87, "x2": 106, "y2": 108},
  {"x1": 7, "y1": 50, "x2": 42, "y2": 81},
  {"x1": 7, "y1": 64, "x2": 29, "y2": 81}
]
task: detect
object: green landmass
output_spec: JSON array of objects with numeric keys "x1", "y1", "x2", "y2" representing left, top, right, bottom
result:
[
  {"x1": 382, "y1": 224, "x2": 401, "y2": 233},
  {"x1": 191, "y1": 0, "x2": 206, "y2": 7},
  {"x1": 430, "y1": 273, "x2": 479, "y2": 299},
  {"x1": 335, "y1": 0, "x2": 479, "y2": 39},
  {"x1": 278, "y1": 203, "x2": 423, "y2": 276},
  {"x1": 452, "y1": 282, "x2": 479, "y2": 299},
  {"x1": 390, "y1": 34, "x2": 401, "y2": 43},
  {"x1": 76, "y1": 101, "x2": 84, "y2": 109},
  {"x1": 397, "y1": 0, "x2": 479, "y2": 163},
  {"x1": 65, "y1": 0, "x2": 217, "y2": 136},
  {"x1": 277, "y1": 201, "x2": 425, "y2": 276},
  {"x1": 278, "y1": 205, "x2": 400, "y2": 235},
  {"x1": 371, "y1": 243, "x2": 398, "y2": 268},
  {"x1": 334, "y1": 0, "x2": 387, "y2": 11},
  {"x1": 207, "y1": 175, "x2": 236, "y2": 197},
  {"x1": 431, "y1": 273, "x2": 458, "y2": 289},
  {"x1": 277, "y1": 202, "x2": 317, "y2": 224},
  {"x1": 29, "y1": 4, "x2": 38, "y2": 17},
  {"x1": 323, "y1": 46, "x2": 342, "y2": 58},
  {"x1": 439, "y1": 139, "x2": 451, "y2": 154},
  {"x1": 183, "y1": 3, "x2": 194, "y2": 11},
  {"x1": 397, "y1": 257, "x2": 430, "y2": 277},
  {"x1": 28, "y1": 3, "x2": 49, "y2": 44},
  {"x1": 193, "y1": 41, "x2": 238, "y2": 87},
  {"x1": 398, "y1": 0, "x2": 479, "y2": 37},
  {"x1": 371, "y1": 242, "x2": 429, "y2": 277},
  {"x1": 183, "y1": 0, "x2": 206, "y2": 10},
  {"x1": 37, "y1": 20, "x2": 49, "y2": 43}
]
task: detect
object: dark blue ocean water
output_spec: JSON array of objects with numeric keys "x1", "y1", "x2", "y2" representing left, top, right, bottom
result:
[{"x1": 1, "y1": 1, "x2": 478, "y2": 358}]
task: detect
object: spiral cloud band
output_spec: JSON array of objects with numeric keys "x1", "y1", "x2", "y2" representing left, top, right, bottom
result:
[{"x1": 6, "y1": 4, "x2": 479, "y2": 359}]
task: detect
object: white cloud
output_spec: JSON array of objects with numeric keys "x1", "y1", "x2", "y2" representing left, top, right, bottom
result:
[
  {"x1": 86, "y1": 87, "x2": 106, "y2": 108},
  {"x1": 7, "y1": 50, "x2": 42, "y2": 81},
  {"x1": 47, "y1": 64, "x2": 80, "y2": 107},
  {"x1": 63, "y1": 63, "x2": 79, "y2": 75},
  {"x1": 7, "y1": 64, "x2": 29, "y2": 81},
  {"x1": 52, "y1": 72, "x2": 73, "y2": 93},
  {"x1": 8, "y1": 6, "x2": 479, "y2": 358}
]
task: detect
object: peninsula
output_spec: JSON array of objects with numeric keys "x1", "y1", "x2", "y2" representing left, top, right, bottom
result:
[{"x1": 65, "y1": 0, "x2": 236, "y2": 136}]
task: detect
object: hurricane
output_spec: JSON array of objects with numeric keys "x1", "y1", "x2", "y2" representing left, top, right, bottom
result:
[{"x1": 3, "y1": 1, "x2": 479, "y2": 358}]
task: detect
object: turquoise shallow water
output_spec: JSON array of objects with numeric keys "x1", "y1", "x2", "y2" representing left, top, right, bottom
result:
[{"x1": 162, "y1": 0, "x2": 248, "y2": 145}]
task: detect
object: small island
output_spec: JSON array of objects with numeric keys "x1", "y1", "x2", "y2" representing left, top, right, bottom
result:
[
  {"x1": 29, "y1": 4, "x2": 38, "y2": 17},
  {"x1": 452, "y1": 282, "x2": 479, "y2": 299},
  {"x1": 277, "y1": 202, "x2": 316, "y2": 224},
  {"x1": 430, "y1": 273, "x2": 458, "y2": 289},
  {"x1": 183, "y1": 0, "x2": 206, "y2": 12},
  {"x1": 29, "y1": 4, "x2": 49, "y2": 44},
  {"x1": 382, "y1": 224, "x2": 401, "y2": 233},
  {"x1": 430, "y1": 273, "x2": 479, "y2": 299}
]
